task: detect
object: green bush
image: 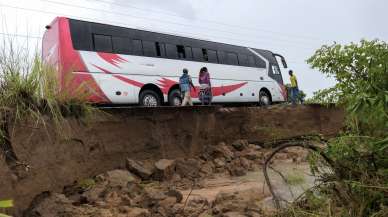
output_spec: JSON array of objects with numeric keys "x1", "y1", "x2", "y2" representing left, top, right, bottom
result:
[{"x1": 283, "y1": 39, "x2": 388, "y2": 217}]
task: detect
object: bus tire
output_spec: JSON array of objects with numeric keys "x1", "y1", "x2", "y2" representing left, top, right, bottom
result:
[
  {"x1": 139, "y1": 90, "x2": 161, "y2": 107},
  {"x1": 259, "y1": 90, "x2": 271, "y2": 106},
  {"x1": 168, "y1": 89, "x2": 182, "y2": 106}
]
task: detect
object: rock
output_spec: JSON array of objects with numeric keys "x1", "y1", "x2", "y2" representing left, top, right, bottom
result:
[
  {"x1": 200, "y1": 161, "x2": 215, "y2": 176},
  {"x1": 141, "y1": 188, "x2": 168, "y2": 208},
  {"x1": 183, "y1": 196, "x2": 210, "y2": 217},
  {"x1": 241, "y1": 149, "x2": 262, "y2": 161},
  {"x1": 82, "y1": 183, "x2": 106, "y2": 203},
  {"x1": 214, "y1": 158, "x2": 226, "y2": 168},
  {"x1": 213, "y1": 188, "x2": 268, "y2": 215},
  {"x1": 126, "y1": 207, "x2": 151, "y2": 217},
  {"x1": 248, "y1": 143, "x2": 262, "y2": 150},
  {"x1": 213, "y1": 142, "x2": 235, "y2": 161},
  {"x1": 175, "y1": 158, "x2": 201, "y2": 179},
  {"x1": 96, "y1": 209, "x2": 115, "y2": 217},
  {"x1": 159, "y1": 196, "x2": 177, "y2": 210},
  {"x1": 228, "y1": 159, "x2": 247, "y2": 177},
  {"x1": 153, "y1": 159, "x2": 176, "y2": 181},
  {"x1": 24, "y1": 193, "x2": 73, "y2": 217},
  {"x1": 274, "y1": 153, "x2": 289, "y2": 161},
  {"x1": 104, "y1": 191, "x2": 122, "y2": 206},
  {"x1": 126, "y1": 159, "x2": 153, "y2": 180},
  {"x1": 231, "y1": 140, "x2": 249, "y2": 151},
  {"x1": 166, "y1": 189, "x2": 183, "y2": 203},
  {"x1": 223, "y1": 211, "x2": 246, "y2": 217},
  {"x1": 239, "y1": 157, "x2": 253, "y2": 171},
  {"x1": 106, "y1": 169, "x2": 136, "y2": 188}
]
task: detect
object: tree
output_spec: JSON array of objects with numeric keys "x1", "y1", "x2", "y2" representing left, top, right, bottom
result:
[
  {"x1": 307, "y1": 39, "x2": 388, "y2": 135},
  {"x1": 276, "y1": 40, "x2": 388, "y2": 217}
]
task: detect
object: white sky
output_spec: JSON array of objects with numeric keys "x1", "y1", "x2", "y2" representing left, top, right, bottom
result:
[{"x1": 1, "y1": 0, "x2": 387, "y2": 97}]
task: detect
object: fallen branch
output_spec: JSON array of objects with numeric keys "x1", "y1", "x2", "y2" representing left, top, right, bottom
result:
[{"x1": 263, "y1": 141, "x2": 335, "y2": 209}]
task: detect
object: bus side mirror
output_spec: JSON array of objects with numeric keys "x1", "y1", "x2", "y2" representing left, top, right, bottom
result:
[{"x1": 273, "y1": 53, "x2": 288, "y2": 68}]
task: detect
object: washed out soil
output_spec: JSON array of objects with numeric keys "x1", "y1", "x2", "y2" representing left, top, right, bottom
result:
[{"x1": 23, "y1": 140, "x2": 313, "y2": 217}]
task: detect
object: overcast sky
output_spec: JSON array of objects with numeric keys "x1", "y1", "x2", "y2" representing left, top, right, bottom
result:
[{"x1": 1, "y1": 0, "x2": 387, "y2": 97}]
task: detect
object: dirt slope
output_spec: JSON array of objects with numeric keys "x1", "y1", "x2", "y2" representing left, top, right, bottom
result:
[{"x1": 0, "y1": 105, "x2": 344, "y2": 216}]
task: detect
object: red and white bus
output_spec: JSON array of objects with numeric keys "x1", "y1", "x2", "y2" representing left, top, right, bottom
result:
[{"x1": 42, "y1": 17, "x2": 288, "y2": 106}]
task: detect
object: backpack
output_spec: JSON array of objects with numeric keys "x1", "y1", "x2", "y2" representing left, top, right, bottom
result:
[{"x1": 179, "y1": 74, "x2": 190, "y2": 91}]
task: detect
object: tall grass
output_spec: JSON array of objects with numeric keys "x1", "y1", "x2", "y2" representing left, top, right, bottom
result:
[{"x1": 0, "y1": 36, "x2": 97, "y2": 138}]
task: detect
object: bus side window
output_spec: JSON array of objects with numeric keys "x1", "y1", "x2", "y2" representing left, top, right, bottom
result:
[
  {"x1": 248, "y1": 55, "x2": 255, "y2": 67},
  {"x1": 155, "y1": 42, "x2": 166, "y2": 57},
  {"x1": 217, "y1": 51, "x2": 227, "y2": 64},
  {"x1": 208, "y1": 49, "x2": 218, "y2": 63},
  {"x1": 143, "y1": 41, "x2": 157, "y2": 57},
  {"x1": 238, "y1": 54, "x2": 249, "y2": 67},
  {"x1": 255, "y1": 57, "x2": 266, "y2": 68},
  {"x1": 202, "y1": 49, "x2": 209, "y2": 61},
  {"x1": 227, "y1": 52, "x2": 239, "y2": 65},
  {"x1": 132, "y1": 39, "x2": 143, "y2": 55},
  {"x1": 193, "y1": 48, "x2": 203, "y2": 62},
  {"x1": 112, "y1": 36, "x2": 131, "y2": 54},
  {"x1": 93, "y1": 34, "x2": 113, "y2": 53},
  {"x1": 185, "y1": 46, "x2": 193, "y2": 60},
  {"x1": 177, "y1": 45, "x2": 186, "y2": 59},
  {"x1": 166, "y1": 44, "x2": 178, "y2": 59}
]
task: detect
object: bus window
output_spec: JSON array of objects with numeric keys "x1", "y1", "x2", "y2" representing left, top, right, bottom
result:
[
  {"x1": 193, "y1": 48, "x2": 203, "y2": 62},
  {"x1": 248, "y1": 55, "x2": 255, "y2": 67},
  {"x1": 256, "y1": 57, "x2": 266, "y2": 68},
  {"x1": 166, "y1": 44, "x2": 178, "y2": 59},
  {"x1": 185, "y1": 46, "x2": 193, "y2": 60},
  {"x1": 202, "y1": 49, "x2": 209, "y2": 61},
  {"x1": 113, "y1": 36, "x2": 131, "y2": 54},
  {"x1": 217, "y1": 51, "x2": 227, "y2": 64},
  {"x1": 93, "y1": 34, "x2": 113, "y2": 53},
  {"x1": 238, "y1": 54, "x2": 249, "y2": 67},
  {"x1": 143, "y1": 41, "x2": 157, "y2": 57},
  {"x1": 177, "y1": 45, "x2": 186, "y2": 59},
  {"x1": 132, "y1": 39, "x2": 143, "y2": 55},
  {"x1": 208, "y1": 50, "x2": 218, "y2": 63},
  {"x1": 155, "y1": 42, "x2": 166, "y2": 57},
  {"x1": 227, "y1": 52, "x2": 239, "y2": 65}
]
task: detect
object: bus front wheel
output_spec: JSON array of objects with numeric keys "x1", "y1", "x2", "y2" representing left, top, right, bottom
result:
[
  {"x1": 259, "y1": 90, "x2": 271, "y2": 106},
  {"x1": 168, "y1": 89, "x2": 182, "y2": 106},
  {"x1": 139, "y1": 90, "x2": 161, "y2": 107}
]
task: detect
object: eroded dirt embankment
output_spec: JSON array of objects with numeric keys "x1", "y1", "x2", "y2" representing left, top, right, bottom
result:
[
  {"x1": 0, "y1": 105, "x2": 344, "y2": 215},
  {"x1": 23, "y1": 140, "x2": 312, "y2": 217}
]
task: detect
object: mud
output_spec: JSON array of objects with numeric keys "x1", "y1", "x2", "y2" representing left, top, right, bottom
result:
[{"x1": 0, "y1": 105, "x2": 344, "y2": 216}]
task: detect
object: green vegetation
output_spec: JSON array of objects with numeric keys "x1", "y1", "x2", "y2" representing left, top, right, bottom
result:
[
  {"x1": 0, "y1": 38, "x2": 98, "y2": 139},
  {"x1": 285, "y1": 171, "x2": 306, "y2": 186},
  {"x1": 285, "y1": 83, "x2": 306, "y2": 104},
  {"x1": 0, "y1": 199, "x2": 13, "y2": 217},
  {"x1": 77, "y1": 178, "x2": 96, "y2": 191},
  {"x1": 283, "y1": 39, "x2": 388, "y2": 217}
]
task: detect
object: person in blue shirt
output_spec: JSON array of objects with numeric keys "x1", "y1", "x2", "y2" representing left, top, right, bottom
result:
[{"x1": 179, "y1": 68, "x2": 196, "y2": 106}]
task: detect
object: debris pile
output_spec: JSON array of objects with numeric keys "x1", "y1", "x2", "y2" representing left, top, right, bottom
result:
[{"x1": 24, "y1": 140, "x2": 309, "y2": 217}]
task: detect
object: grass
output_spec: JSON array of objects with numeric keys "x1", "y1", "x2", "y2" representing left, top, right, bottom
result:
[
  {"x1": 0, "y1": 199, "x2": 13, "y2": 217},
  {"x1": 77, "y1": 178, "x2": 96, "y2": 191},
  {"x1": 0, "y1": 37, "x2": 98, "y2": 139},
  {"x1": 285, "y1": 171, "x2": 306, "y2": 186}
]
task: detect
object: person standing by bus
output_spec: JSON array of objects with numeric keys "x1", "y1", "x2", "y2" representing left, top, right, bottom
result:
[
  {"x1": 289, "y1": 70, "x2": 299, "y2": 105},
  {"x1": 180, "y1": 68, "x2": 195, "y2": 106},
  {"x1": 198, "y1": 67, "x2": 212, "y2": 105}
]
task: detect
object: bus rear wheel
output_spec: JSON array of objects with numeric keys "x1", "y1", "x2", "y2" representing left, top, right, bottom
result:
[
  {"x1": 168, "y1": 89, "x2": 182, "y2": 106},
  {"x1": 259, "y1": 90, "x2": 271, "y2": 106},
  {"x1": 139, "y1": 90, "x2": 161, "y2": 107}
]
